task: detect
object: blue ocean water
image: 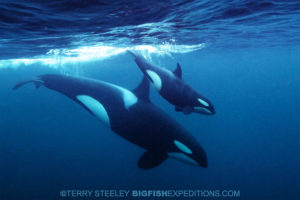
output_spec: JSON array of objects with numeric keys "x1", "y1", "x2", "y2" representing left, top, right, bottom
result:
[{"x1": 0, "y1": 0, "x2": 300, "y2": 200}]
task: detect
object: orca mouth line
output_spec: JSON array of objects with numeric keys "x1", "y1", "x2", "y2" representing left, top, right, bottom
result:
[{"x1": 190, "y1": 106, "x2": 215, "y2": 115}]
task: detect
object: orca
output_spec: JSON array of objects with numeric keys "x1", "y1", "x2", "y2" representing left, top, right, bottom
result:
[
  {"x1": 128, "y1": 51, "x2": 215, "y2": 115},
  {"x1": 13, "y1": 74, "x2": 207, "y2": 169}
]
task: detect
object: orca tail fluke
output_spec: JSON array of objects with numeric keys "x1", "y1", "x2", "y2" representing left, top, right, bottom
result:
[{"x1": 13, "y1": 78, "x2": 44, "y2": 90}]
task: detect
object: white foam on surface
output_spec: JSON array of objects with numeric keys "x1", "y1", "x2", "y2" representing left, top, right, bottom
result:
[{"x1": 0, "y1": 44, "x2": 205, "y2": 69}]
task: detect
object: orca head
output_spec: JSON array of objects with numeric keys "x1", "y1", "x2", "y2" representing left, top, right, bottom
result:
[
  {"x1": 168, "y1": 140, "x2": 207, "y2": 168},
  {"x1": 192, "y1": 96, "x2": 215, "y2": 115}
]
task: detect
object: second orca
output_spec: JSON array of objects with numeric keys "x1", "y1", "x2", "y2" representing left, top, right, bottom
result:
[{"x1": 128, "y1": 51, "x2": 215, "y2": 115}]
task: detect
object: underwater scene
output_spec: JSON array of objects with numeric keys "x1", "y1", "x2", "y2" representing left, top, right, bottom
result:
[{"x1": 0, "y1": 0, "x2": 299, "y2": 199}]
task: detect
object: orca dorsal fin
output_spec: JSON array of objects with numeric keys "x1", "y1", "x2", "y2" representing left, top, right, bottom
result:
[
  {"x1": 133, "y1": 76, "x2": 150, "y2": 103},
  {"x1": 138, "y1": 151, "x2": 168, "y2": 169},
  {"x1": 173, "y1": 63, "x2": 182, "y2": 79}
]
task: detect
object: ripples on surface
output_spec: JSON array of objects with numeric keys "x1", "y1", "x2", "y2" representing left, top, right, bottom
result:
[
  {"x1": 0, "y1": 0, "x2": 300, "y2": 62},
  {"x1": 0, "y1": 43, "x2": 205, "y2": 69}
]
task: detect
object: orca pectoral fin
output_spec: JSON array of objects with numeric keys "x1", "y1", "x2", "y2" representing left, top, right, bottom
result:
[
  {"x1": 175, "y1": 107, "x2": 192, "y2": 114},
  {"x1": 13, "y1": 78, "x2": 44, "y2": 90},
  {"x1": 183, "y1": 107, "x2": 193, "y2": 115},
  {"x1": 138, "y1": 151, "x2": 168, "y2": 169}
]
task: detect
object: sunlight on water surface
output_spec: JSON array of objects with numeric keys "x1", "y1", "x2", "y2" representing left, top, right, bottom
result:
[{"x1": 0, "y1": 43, "x2": 205, "y2": 69}]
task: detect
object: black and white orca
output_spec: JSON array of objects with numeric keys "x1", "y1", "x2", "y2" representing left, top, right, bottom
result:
[
  {"x1": 128, "y1": 51, "x2": 215, "y2": 115},
  {"x1": 13, "y1": 74, "x2": 207, "y2": 169}
]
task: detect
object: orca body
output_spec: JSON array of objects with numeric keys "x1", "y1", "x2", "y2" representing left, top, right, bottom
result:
[
  {"x1": 128, "y1": 51, "x2": 215, "y2": 115},
  {"x1": 13, "y1": 74, "x2": 207, "y2": 169}
]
